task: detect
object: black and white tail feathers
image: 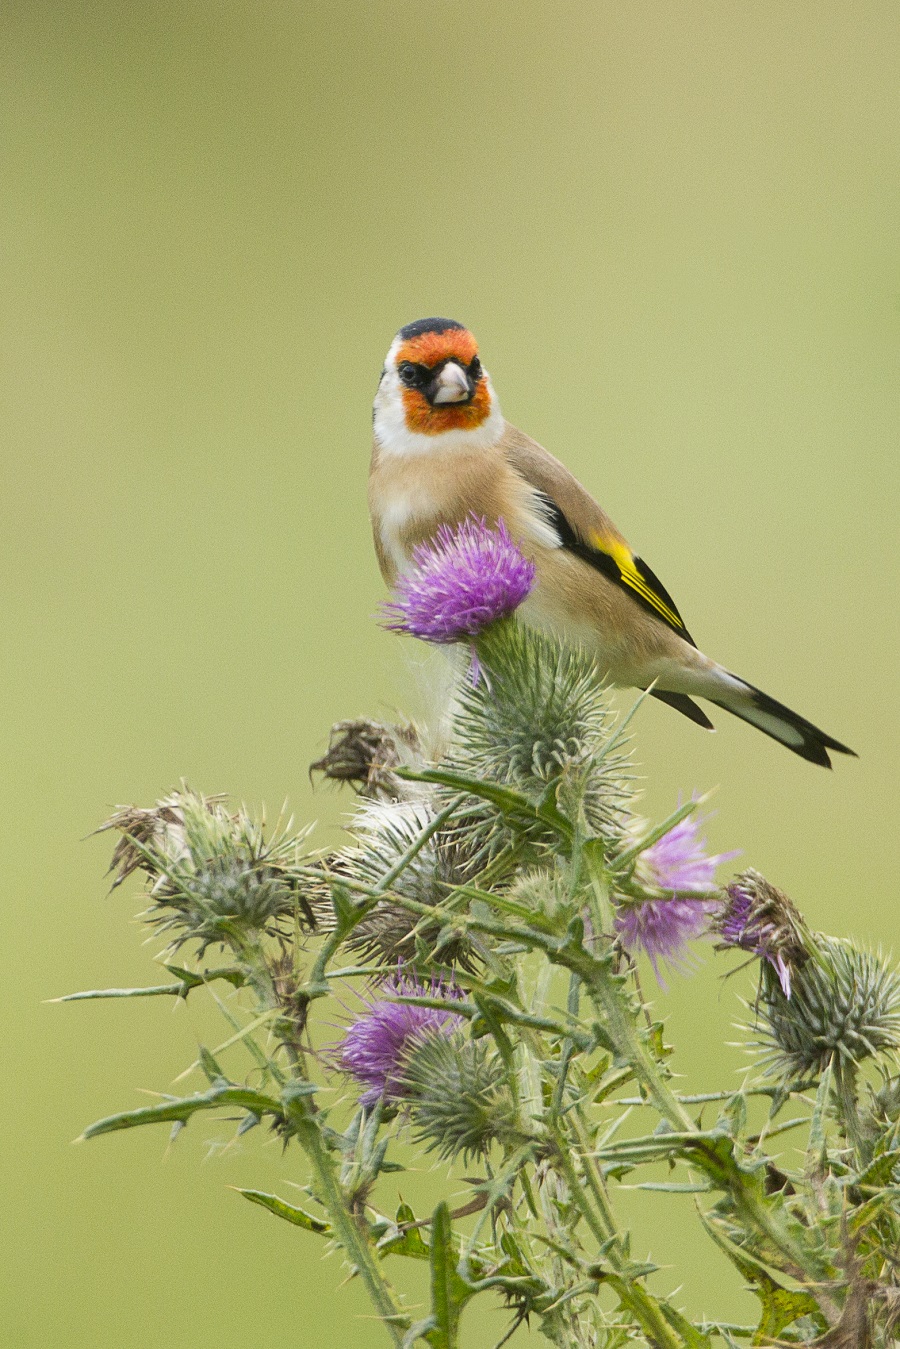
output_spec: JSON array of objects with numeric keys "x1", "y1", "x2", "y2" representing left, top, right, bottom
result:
[
  {"x1": 712, "y1": 677, "x2": 856, "y2": 768},
  {"x1": 651, "y1": 678, "x2": 855, "y2": 767}
]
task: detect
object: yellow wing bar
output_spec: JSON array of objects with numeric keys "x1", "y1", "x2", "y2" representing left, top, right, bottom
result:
[
  {"x1": 591, "y1": 532, "x2": 693, "y2": 640},
  {"x1": 530, "y1": 488, "x2": 695, "y2": 645}
]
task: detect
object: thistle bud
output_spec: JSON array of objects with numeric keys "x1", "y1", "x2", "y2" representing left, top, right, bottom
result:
[
  {"x1": 758, "y1": 938, "x2": 900, "y2": 1080},
  {"x1": 401, "y1": 1033, "x2": 520, "y2": 1164}
]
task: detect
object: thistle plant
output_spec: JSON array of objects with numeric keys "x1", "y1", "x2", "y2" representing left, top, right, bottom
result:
[{"x1": 63, "y1": 519, "x2": 900, "y2": 1347}]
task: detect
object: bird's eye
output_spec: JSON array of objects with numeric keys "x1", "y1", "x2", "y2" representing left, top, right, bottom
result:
[
  {"x1": 469, "y1": 356, "x2": 482, "y2": 380},
  {"x1": 398, "y1": 362, "x2": 421, "y2": 387}
]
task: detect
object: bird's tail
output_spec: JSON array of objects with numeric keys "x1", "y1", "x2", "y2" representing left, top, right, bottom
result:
[{"x1": 711, "y1": 675, "x2": 856, "y2": 768}]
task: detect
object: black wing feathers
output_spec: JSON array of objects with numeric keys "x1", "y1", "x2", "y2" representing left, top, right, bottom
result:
[{"x1": 534, "y1": 492, "x2": 696, "y2": 646}]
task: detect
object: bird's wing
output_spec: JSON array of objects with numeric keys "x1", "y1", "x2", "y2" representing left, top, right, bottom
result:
[{"x1": 502, "y1": 425, "x2": 697, "y2": 647}]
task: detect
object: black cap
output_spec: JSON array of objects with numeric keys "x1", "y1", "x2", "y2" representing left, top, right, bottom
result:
[{"x1": 397, "y1": 317, "x2": 465, "y2": 341}]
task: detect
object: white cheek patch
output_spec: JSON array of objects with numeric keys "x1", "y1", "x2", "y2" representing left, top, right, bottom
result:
[{"x1": 373, "y1": 370, "x2": 505, "y2": 458}]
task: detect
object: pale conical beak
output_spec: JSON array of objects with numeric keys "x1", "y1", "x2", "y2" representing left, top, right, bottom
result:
[{"x1": 430, "y1": 361, "x2": 473, "y2": 404}]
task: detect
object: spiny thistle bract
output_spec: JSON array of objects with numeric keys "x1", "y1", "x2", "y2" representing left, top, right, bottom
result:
[
  {"x1": 756, "y1": 937, "x2": 900, "y2": 1080},
  {"x1": 445, "y1": 621, "x2": 634, "y2": 861},
  {"x1": 400, "y1": 1032, "x2": 520, "y2": 1164},
  {"x1": 99, "y1": 787, "x2": 313, "y2": 954},
  {"x1": 338, "y1": 972, "x2": 464, "y2": 1106},
  {"x1": 314, "y1": 798, "x2": 485, "y2": 969}
]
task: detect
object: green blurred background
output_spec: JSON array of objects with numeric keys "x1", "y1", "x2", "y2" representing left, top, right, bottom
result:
[{"x1": 3, "y1": 3, "x2": 898, "y2": 1344}]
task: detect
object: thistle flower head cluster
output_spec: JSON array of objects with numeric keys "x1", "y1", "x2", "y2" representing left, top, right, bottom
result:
[
  {"x1": 76, "y1": 501, "x2": 900, "y2": 1349},
  {"x1": 381, "y1": 516, "x2": 535, "y2": 644},
  {"x1": 99, "y1": 787, "x2": 313, "y2": 954}
]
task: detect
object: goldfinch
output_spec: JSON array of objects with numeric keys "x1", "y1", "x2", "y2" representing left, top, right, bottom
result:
[{"x1": 368, "y1": 317, "x2": 855, "y2": 768}]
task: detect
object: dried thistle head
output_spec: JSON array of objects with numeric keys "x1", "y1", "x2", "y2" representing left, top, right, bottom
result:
[
  {"x1": 712, "y1": 868, "x2": 809, "y2": 997},
  {"x1": 98, "y1": 787, "x2": 315, "y2": 955},
  {"x1": 310, "y1": 798, "x2": 485, "y2": 971},
  {"x1": 310, "y1": 719, "x2": 422, "y2": 800},
  {"x1": 98, "y1": 790, "x2": 226, "y2": 889}
]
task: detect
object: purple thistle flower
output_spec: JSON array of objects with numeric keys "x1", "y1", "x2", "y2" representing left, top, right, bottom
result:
[
  {"x1": 616, "y1": 896, "x2": 717, "y2": 985},
  {"x1": 642, "y1": 810, "x2": 739, "y2": 894},
  {"x1": 615, "y1": 808, "x2": 738, "y2": 984},
  {"x1": 338, "y1": 972, "x2": 464, "y2": 1106},
  {"x1": 381, "y1": 516, "x2": 536, "y2": 644},
  {"x1": 714, "y1": 872, "x2": 806, "y2": 998}
]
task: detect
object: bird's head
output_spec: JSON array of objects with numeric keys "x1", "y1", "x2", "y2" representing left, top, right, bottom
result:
[{"x1": 373, "y1": 317, "x2": 504, "y2": 456}]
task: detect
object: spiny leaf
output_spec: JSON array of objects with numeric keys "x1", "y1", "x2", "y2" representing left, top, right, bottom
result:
[
  {"x1": 236, "y1": 1188, "x2": 330, "y2": 1234},
  {"x1": 658, "y1": 1301, "x2": 713, "y2": 1349},
  {"x1": 633, "y1": 1182, "x2": 712, "y2": 1194},
  {"x1": 81, "y1": 1084, "x2": 282, "y2": 1139},
  {"x1": 164, "y1": 963, "x2": 246, "y2": 989},
  {"x1": 396, "y1": 767, "x2": 574, "y2": 842},
  {"x1": 697, "y1": 1208, "x2": 823, "y2": 1343},
  {"x1": 197, "y1": 1045, "x2": 226, "y2": 1084},
  {"x1": 852, "y1": 1146, "x2": 900, "y2": 1191},
  {"x1": 49, "y1": 962, "x2": 247, "y2": 1001},
  {"x1": 376, "y1": 1203, "x2": 430, "y2": 1261}
]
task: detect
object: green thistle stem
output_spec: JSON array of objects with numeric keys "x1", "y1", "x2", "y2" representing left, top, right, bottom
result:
[
  {"x1": 283, "y1": 1091, "x2": 409, "y2": 1344},
  {"x1": 576, "y1": 844, "x2": 695, "y2": 1124},
  {"x1": 832, "y1": 1056, "x2": 866, "y2": 1163},
  {"x1": 549, "y1": 1127, "x2": 685, "y2": 1349},
  {"x1": 223, "y1": 923, "x2": 409, "y2": 1342},
  {"x1": 575, "y1": 951, "x2": 693, "y2": 1131}
]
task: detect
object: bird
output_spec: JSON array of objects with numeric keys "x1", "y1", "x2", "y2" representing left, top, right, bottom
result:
[{"x1": 368, "y1": 316, "x2": 855, "y2": 768}]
